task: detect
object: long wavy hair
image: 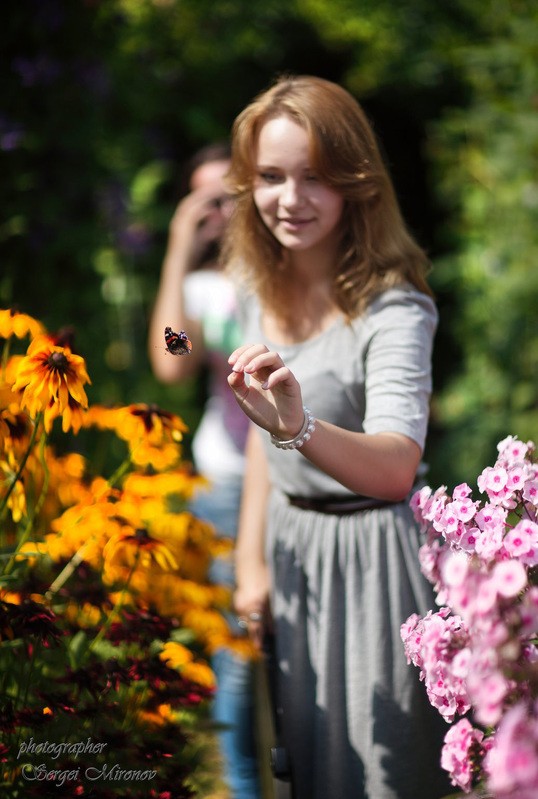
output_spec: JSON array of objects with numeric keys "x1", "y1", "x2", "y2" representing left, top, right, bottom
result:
[{"x1": 222, "y1": 74, "x2": 433, "y2": 320}]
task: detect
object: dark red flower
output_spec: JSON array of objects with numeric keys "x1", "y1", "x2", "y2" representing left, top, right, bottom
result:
[
  {"x1": 13, "y1": 705, "x2": 56, "y2": 730},
  {"x1": 127, "y1": 657, "x2": 213, "y2": 706},
  {"x1": 58, "y1": 659, "x2": 132, "y2": 698},
  {"x1": 0, "y1": 701, "x2": 16, "y2": 733},
  {"x1": 36, "y1": 690, "x2": 76, "y2": 715},
  {"x1": 0, "y1": 598, "x2": 61, "y2": 646},
  {"x1": 106, "y1": 608, "x2": 178, "y2": 646},
  {"x1": 57, "y1": 562, "x2": 112, "y2": 609}
]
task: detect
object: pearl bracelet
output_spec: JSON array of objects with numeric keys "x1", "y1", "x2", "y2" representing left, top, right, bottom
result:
[{"x1": 270, "y1": 407, "x2": 316, "y2": 450}]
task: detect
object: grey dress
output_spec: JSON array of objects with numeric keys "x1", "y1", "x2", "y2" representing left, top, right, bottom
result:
[{"x1": 243, "y1": 285, "x2": 449, "y2": 799}]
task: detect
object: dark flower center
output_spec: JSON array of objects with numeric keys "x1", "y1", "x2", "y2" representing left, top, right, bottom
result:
[
  {"x1": 134, "y1": 528, "x2": 152, "y2": 544},
  {"x1": 47, "y1": 351, "x2": 69, "y2": 372},
  {"x1": 131, "y1": 404, "x2": 172, "y2": 433}
]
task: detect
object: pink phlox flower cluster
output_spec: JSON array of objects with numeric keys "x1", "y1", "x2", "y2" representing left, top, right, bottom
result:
[
  {"x1": 484, "y1": 699, "x2": 538, "y2": 799},
  {"x1": 410, "y1": 484, "x2": 448, "y2": 540},
  {"x1": 435, "y1": 493, "x2": 480, "y2": 548},
  {"x1": 400, "y1": 607, "x2": 471, "y2": 722},
  {"x1": 520, "y1": 586, "x2": 538, "y2": 637},
  {"x1": 497, "y1": 435, "x2": 531, "y2": 463},
  {"x1": 405, "y1": 436, "x2": 538, "y2": 795},
  {"x1": 418, "y1": 539, "x2": 443, "y2": 592},
  {"x1": 441, "y1": 718, "x2": 485, "y2": 792},
  {"x1": 465, "y1": 648, "x2": 514, "y2": 728},
  {"x1": 443, "y1": 556, "x2": 527, "y2": 618},
  {"x1": 438, "y1": 552, "x2": 529, "y2": 727},
  {"x1": 474, "y1": 504, "x2": 507, "y2": 561},
  {"x1": 478, "y1": 436, "x2": 537, "y2": 511},
  {"x1": 503, "y1": 519, "x2": 538, "y2": 566}
]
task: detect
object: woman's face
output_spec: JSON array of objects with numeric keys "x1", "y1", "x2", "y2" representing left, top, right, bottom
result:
[{"x1": 253, "y1": 115, "x2": 344, "y2": 258}]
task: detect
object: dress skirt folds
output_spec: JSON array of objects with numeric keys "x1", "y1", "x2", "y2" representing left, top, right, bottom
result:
[{"x1": 266, "y1": 489, "x2": 450, "y2": 799}]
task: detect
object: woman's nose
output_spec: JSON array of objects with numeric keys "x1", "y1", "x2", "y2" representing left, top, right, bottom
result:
[{"x1": 280, "y1": 178, "x2": 303, "y2": 208}]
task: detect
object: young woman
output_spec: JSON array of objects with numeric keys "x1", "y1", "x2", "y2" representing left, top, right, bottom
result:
[{"x1": 223, "y1": 76, "x2": 449, "y2": 799}]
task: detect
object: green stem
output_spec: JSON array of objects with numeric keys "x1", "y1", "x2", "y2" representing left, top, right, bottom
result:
[
  {"x1": 1, "y1": 338, "x2": 11, "y2": 376},
  {"x1": 3, "y1": 433, "x2": 50, "y2": 576},
  {"x1": 122, "y1": 681, "x2": 150, "y2": 731},
  {"x1": 107, "y1": 455, "x2": 133, "y2": 490},
  {"x1": 0, "y1": 413, "x2": 43, "y2": 520},
  {"x1": 88, "y1": 552, "x2": 139, "y2": 653},
  {"x1": 44, "y1": 455, "x2": 133, "y2": 601},
  {"x1": 45, "y1": 545, "x2": 87, "y2": 601},
  {"x1": 0, "y1": 413, "x2": 43, "y2": 552},
  {"x1": 12, "y1": 640, "x2": 42, "y2": 758}
]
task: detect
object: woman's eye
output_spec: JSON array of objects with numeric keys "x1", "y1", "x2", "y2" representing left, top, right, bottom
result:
[
  {"x1": 305, "y1": 173, "x2": 319, "y2": 182},
  {"x1": 258, "y1": 171, "x2": 281, "y2": 184}
]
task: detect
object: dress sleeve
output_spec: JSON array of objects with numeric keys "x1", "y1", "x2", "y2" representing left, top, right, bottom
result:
[{"x1": 362, "y1": 288, "x2": 438, "y2": 452}]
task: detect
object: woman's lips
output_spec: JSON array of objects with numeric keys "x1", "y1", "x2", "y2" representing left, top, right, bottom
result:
[{"x1": 279, "y1": 217, "x2": 314, "y2": 230}]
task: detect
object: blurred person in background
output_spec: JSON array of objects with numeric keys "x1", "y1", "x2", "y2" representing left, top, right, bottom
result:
[{"x1": 148, "y1": 143, "x2": 261, "y2": 799}]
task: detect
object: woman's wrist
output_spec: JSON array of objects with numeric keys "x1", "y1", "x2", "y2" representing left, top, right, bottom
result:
[{"x1": 270, "y1": 406, "x2": 316, "y2": 450}]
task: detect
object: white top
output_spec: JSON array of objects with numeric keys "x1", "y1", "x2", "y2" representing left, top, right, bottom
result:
[{"x1": 184, "y1": 269, "x2": 249, "y2": 481}]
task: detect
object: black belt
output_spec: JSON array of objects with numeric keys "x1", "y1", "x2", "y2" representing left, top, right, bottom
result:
[{"x1": 286, "y1": 493, "x2": 400, "y2": 515}]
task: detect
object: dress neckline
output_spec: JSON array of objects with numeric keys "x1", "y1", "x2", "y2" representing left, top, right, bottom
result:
[{"x1": 259, "y1": 308, "x2": 345, "y2": 351}]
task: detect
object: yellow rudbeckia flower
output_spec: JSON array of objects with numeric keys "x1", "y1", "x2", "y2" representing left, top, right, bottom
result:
[
  {"x1": 159, "y1": 641, "x2": 193, "y2": 668},
  {"x1": 12, "y1": 336, "x2": 91, "y2": 433},
  {"x1": 103, "y1": 526, "x2": 179, "y2": 573},
  {"x1": 159, "y1": 642, "x2": 216, "y2": 689},
  {"x1": 82, "y1": 403, "x2": 189, "y2": 470},
  {"x1": 117, "y1": 404, "x2": 188, "y2": 468},
  {"x1": 137, "y1": 703, "x2": 178, "y2": 729},
  {"x1": 0, "y1": 308, "x2": 45, "y2": 340},
  {"x1": 0, "y1": 450, "x2": 27, "y2": 522}
]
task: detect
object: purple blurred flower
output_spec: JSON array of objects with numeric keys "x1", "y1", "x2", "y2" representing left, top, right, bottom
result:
[
  {"x1": 76, "y1": 61, "x2": 110, "y2": 98},
  {"x1": 34, "y1": 0, "x2": 65, "y2": 32},
  {"x1": 117, "y1": 222, "x2": 152, "y2": 257},
  {"x1": 12, "y1": 54, "x2": 61, "y2": 87},
  {"x1": 0, "y1": 115, "x2": 25, "y2": 151}
]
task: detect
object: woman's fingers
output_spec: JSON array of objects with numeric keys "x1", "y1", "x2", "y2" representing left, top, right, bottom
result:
[
  {"x1": 236, "y1": 609, "x2": 272, "y2": 651},
  {"x1": 248, "y1": 617, "x2": 265, "y2": 651},
  {"x1": 259, "y1": 365, "x2": 295, "y2": 391},
  {"x1": 228, "y1": 343, "x2": 265, "y2": 367},
  {"x1": 230, "y1": 346, "x2": 289, "y2": 386},
  {"x1": 229, "y1": 343, "x2": 275, "y2": 372},
  {"x1": 228, "y1": 342, "x2": 304, "y2": 437}
]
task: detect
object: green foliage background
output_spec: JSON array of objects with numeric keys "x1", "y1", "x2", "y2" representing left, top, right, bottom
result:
[{"x1": 1, "y1": 0, "x2": 537, "y2": 488}]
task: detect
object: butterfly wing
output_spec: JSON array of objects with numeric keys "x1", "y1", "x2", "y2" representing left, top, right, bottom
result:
[{"x1": 164, "y1": 326, "x2": 192, "y2": 356}]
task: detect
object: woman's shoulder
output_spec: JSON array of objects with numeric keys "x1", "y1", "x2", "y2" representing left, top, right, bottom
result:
[{"x1": 366, "y1": 283, "x2": 438, "y2": 322}]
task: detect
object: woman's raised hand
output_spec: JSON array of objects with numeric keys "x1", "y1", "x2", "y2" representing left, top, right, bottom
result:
[{"x1": 228, "y1": 344, "x2": 305, "y2": 440}]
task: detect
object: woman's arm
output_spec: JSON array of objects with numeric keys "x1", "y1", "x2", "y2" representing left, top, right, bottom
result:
[
  {"x1": 295, "y1": 423, "x2": 420, "y2": 500},
  {"x1": 148, "y1": 184, "x2": 226, "y2": 383},
  {"x1": 228, "y1": 344, "x2": 421, "y2": 501},
  {"x1": 233, "y1": 424, "x2": 272, "y2": 649}
]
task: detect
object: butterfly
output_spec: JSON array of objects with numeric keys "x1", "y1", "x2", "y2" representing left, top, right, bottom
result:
[{"x1": 164, "y1": 326, "x2": 192, "y2": 356}]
